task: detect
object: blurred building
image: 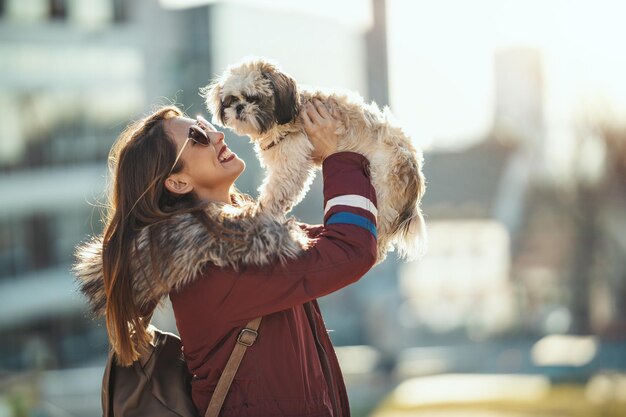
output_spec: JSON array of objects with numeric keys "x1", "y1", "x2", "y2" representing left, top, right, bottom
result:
[
  {"x1": 568, "y1": 120, "x2": 626, "y2": 337},
  {"x1": 393, "y1": 48, "x2": 537, "y2": 352},
  {"x1": 392, "y1": 44, "x2": 626, "y2": 388},
  {"x1": 0, "y1": 0, "x2": 141, "y2": 374},
  {"x1": 0, "y1": 1, "x2": 218, "y2": 414}
]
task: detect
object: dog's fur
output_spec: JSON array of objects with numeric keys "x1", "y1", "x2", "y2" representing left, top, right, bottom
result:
[
  {"x1": 73, "y1": 199, "x2": 311, "y2": 317},
  {"x1": 202, "y1": 58, "x2": 426, "y2": 262}
]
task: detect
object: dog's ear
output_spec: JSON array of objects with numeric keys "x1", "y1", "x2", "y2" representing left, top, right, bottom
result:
[
  {"x1": 262, "y1": 69, "x2": 299, "y2": 125},
  {"x1": 200, "y1": 80, "x2": 225, "y2": 126}
]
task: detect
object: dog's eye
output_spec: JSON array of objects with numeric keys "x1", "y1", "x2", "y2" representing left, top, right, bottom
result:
[
  {"x1": 243, "y1": 94, "x2": 261, "y2": 104},
  {"x1": 223, "y1": 96, "x2": 236, "y2": 107}
]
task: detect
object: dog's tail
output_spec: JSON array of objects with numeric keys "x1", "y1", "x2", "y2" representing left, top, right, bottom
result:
[{"x1": 390, "y1": 157, "x2": 427, "y2": 261}]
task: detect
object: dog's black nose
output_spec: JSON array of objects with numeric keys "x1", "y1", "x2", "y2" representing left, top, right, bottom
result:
[{"x1": 236, "y1": 104, "x2": 244, "y2": 116}]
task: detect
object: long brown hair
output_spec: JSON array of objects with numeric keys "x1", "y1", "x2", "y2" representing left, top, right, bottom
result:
[{"x1": 102, "y1": 105, "x2": 248, "y2": 366}]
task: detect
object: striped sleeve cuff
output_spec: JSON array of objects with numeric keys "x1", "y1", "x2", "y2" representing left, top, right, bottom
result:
[
  {"x1": 326, "y1": 212, "x2": 377, "y2": 238},
  {"x1": 322, "y1": 152, "x2": 378, "y2": 238}
]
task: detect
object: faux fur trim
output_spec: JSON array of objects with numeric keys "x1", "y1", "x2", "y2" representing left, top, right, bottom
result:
[{"x1": 73, "y1": 200, "x2": 311, "y2": 317}]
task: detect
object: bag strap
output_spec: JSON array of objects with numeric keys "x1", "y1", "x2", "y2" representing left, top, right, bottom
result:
[{"x1": 204, "y1": 317, "x2": 262, "y2": 417}]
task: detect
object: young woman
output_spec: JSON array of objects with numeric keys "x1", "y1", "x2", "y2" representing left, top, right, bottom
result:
[{"x1": 74, "y1": 100, "x2": 378, "y2": 417}]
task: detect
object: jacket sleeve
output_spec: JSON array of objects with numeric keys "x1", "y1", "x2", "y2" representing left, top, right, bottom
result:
[{"x1": 217, "y1": 151, "x2": 378, "y2": 324}]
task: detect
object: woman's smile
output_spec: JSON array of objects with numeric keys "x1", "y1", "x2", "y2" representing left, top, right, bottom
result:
[{"x1": 217, "y1": 145, "x2": 236, "y2": 163}]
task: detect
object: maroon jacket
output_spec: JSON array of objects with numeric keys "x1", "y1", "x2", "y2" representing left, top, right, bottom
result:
[{"x1": 169, "y1": 151, "x2": 378, "y2": 417}]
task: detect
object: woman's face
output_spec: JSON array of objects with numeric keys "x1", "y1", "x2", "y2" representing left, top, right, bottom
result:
[{"x1": 164, "y1": 116, "x2": 245, "y2": 202}]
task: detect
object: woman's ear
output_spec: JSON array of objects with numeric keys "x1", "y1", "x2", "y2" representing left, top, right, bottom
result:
[{"x1": 164, "y1": 175, "x2": 193, "y2": 195}]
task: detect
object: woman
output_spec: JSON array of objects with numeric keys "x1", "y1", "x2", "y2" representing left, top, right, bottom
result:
[{"x1": 74, "y1": 100, "x2": 378, "y2": 417}]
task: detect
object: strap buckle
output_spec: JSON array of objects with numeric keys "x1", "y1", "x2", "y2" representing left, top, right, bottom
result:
[{"x1": 237, "y1": 328, "x2": 258, "y2": 347}]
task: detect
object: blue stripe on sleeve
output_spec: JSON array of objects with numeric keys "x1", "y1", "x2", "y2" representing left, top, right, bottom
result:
[{"x1": 326, "y1": 212, "x2": 377, "y2": 238}]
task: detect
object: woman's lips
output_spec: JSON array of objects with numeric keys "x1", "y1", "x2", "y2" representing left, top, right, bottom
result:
[
  {"x1": 217, "y1": 144, "x2": 235, "y2": 163},
  {"x1": 220, "y1": 153, "x2": 235, "y2": 163}
]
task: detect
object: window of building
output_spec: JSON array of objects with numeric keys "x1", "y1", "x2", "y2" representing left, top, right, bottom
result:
[
  {"x1": 24, "y1": 213, "x2": 55, "y2": 270},
  {"x1": 0, "y1": 87, "x2": 139, "y2": 171},
  {"x1": 49, "y1": 0, "x2": 67, "y2": 20},
  {"x1": 0, "y1": 208, "x2": 98, "y2": 280},
  {"x1": 0, "y1": 313, "x2": 108, "y2": 371},
  {"x1": 53, "y1": 207, "x2": 98, "y2": 264},
  {"x1": 0, "y1": 220, "x2": 19, "y2": 279},
  {"x1": 112, "y1": 0, "x2": 127, "y2": 23}
]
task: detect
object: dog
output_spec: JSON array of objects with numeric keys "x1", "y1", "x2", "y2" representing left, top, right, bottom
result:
[{"x1": 202, "y1": 58, "x2": 426, "y2": 262}]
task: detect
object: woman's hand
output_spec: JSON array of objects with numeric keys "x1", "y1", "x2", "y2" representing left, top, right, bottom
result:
[{"x1": 301, "y1": 99, "x2": 341, "y2": 163}]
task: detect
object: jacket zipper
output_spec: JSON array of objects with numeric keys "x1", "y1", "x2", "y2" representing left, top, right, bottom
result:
[{"x1": 304, "y1": 302, "x2": 340, "y2": 416}]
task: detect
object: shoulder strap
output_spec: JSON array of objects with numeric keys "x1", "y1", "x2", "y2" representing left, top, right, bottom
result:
[{"x1": 204, "y1": 317, "x2": 262, "y2": 417}]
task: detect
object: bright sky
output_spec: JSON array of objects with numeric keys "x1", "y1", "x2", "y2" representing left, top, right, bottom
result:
[
  {"x1": 162, "y1": 0, "x2": 626, "y2": 175},
  {"x1": 387, "y1": 0, "x2": 626, "y2": 157}
]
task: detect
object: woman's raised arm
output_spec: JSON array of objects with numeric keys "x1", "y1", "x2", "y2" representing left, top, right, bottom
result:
[{"x1": 173, "y1": 151, "x2": 378, "y2": 325}]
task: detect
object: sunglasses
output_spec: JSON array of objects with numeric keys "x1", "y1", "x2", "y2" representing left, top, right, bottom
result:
[{"x1": 168, "y1": 115, "x2": 224, "y2": 176}]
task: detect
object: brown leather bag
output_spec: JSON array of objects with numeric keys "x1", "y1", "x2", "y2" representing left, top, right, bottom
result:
[{"x1": 102, "y1": 318, "x2": 261, "y2": 417}]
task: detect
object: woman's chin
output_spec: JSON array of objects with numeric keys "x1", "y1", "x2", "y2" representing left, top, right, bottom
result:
[{"x1": 225, "y1": 155, "x2": 245, "y2": 175}]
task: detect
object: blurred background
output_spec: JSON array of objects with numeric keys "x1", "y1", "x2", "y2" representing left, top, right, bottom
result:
[{"x1": 1, "y1": 0, "x2": 626, "y2": 416}]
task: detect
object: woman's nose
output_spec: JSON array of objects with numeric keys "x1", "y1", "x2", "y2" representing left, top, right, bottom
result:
[{"x1": 213, "y1": 133, "x2": 225, "y2": 148}]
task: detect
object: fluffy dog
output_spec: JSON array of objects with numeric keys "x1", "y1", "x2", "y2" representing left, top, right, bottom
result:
[{"x1": 202, "y1": 58, "x2": 426, "y2": 262}]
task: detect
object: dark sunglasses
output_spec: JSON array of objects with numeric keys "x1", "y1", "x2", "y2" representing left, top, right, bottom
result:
[{"x1": 168, "y1": 116, "x2": 224, "y2": 175}]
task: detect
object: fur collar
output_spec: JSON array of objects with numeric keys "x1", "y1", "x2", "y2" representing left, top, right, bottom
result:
[{"x1": 73, "y1": 200, "x2": 311, "y2": 317}]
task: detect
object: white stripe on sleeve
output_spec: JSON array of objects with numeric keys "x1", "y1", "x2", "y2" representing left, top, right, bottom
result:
[{"x1": 324, "y1": 194, "x2": 378, "y2": 219}]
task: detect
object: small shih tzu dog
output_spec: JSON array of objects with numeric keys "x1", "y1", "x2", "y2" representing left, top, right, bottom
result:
[{"x1": 202, "y1": 58, "x2": 426, "y2": 262}]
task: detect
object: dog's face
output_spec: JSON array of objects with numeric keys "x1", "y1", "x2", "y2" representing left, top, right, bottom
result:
[{"x1": 202, "y1": 59, "x2": 300, "y2": 138}]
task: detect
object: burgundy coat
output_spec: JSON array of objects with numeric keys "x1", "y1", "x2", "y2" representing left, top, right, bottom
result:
[{"x1": 169, "y1": 152, "x2": 378, "y2": 417}]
